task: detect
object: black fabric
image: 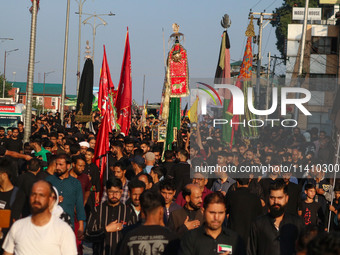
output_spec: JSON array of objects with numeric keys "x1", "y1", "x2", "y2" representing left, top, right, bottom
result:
[
  {"x1": 86, "y1": 202, "x2": 136, "y2": 255},
  {"x1": 226, "y1": 187, "x2": 263, "y2": 245},
  {"x1": 5, "y1": 138, "x2": 23, "y2": 153},
  {"x1": 179, "y1": 225, "x2": 245, "y2": 255},
  {"x1": 298, "y1": 200, "x2": 324, "y2": 228},
  {"x1": 76, "y1": 58, "x2": 94, "y2": 116},
  {"x1": 85, "y1": 162, "x2": 101, "y2": 215},
  {"x1": 119, "y1": 225, "x2": 179, "y2": 255},
  {"x1": 17, "y1": 171, "x2": 39, "y2": 216},
  {"x1": 286, "y1": 182, "x2": 301, "y2": 215},
  {"x1": 248, "y1": 213, "x2": 304, "y2": 255},
  {"x1": 169, "y1": 162, "x2": 191, "y2": 197},
  {"x1": 0, "y1": 145, "x2": 6, "y2": 156},
  {"x1": 214, "y1": 30, "x2": 230, "y2": 83},
  {"x1": 0, "y1": 187, "x2": 25, "y2": 250}
]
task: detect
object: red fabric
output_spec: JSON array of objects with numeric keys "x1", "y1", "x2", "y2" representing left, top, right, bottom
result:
[
  {"x1": 115, "y1": 29, "x2": 132, "y2": 136},
  {"x1": 94, "y1": 112, "x2": 110, "y2": 198},
  {"x1": 98, "y1": 46, "x2": 114, "y2": 118},
  {"x1": 168, "y1": 44, "x2": 189, "y2": 97}
]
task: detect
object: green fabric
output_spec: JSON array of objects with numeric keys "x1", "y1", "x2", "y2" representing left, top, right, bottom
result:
[
  {"x1": 240, "y1": 82, "x2": 258, "y2": 139},
  {"x1": 165, "y1": 97, "x2": 181, "y2": 151},
  {"x1": 34, "y1": 147, "x2": 51, "y2": 162},
  {"x1": 222, "y1": 99, "x2": 233, "y2": 145}
]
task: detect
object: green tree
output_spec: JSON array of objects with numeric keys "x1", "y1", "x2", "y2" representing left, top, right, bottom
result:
[
  {"x1": 271, "y1": 0, "x2": 319, "y2": 59},
  {"x1": 0, "y1": 74, "x2": 14, "y2": 97}
]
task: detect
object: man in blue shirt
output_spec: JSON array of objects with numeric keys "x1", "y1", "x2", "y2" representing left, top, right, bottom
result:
[{"x1": 46, "y1": 154, "x2": 86, "y2": 239}]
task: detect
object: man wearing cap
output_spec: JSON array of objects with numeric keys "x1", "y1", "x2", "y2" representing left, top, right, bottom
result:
[
  {"x1": 144, "y1": 152, "x2": 155, "y2": 174},
  {"x1": 79, "y1": 141, "x2": 89, "y2": 155}
]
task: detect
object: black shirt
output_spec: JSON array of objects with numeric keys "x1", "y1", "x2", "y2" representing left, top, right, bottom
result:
[
  {"x1": 298, "y1": 200, "x2": 324, "y2": 228},
  {"x1": 286, "y1": 182, "x2": 301, "y2": 215},
  {"x1": 0, "y1": 187, "x2": 26, "y2": 250},
  {"x1": 86, "y1": 202, "x2": 136, "y2": 255},
  {"x1": 179, "y1": 225, "x2": 246, "y2": 255},
  {"x1": 119, "y1": 225, "x2": 179, "y2": 255},
  {"x1": 5, "y1": 138, "x2": 23, "y2": 153},
  {"x1": 17, "y1": 171, "x2": 39, "y2": 216},
  {"x1": 248, "y1": 213, "x2": 304, "y2": 255},
  {"x1": 226, "y1": 187, "x2": 263, "y2": 245}
]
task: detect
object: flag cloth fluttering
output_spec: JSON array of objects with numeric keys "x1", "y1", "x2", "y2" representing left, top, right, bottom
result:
[
  {"x1": 93, "y1": 111, "x2": 110, "y2": 199},
  {"x1": 98, "y1": 45, "x2": 118, "y2": 131},
  {"x1": 115, "y1": 28, "x2": 132, "y2": 136},
  {"x1": 76, "y1": 58, "x2": 94, "y2": 116},
  {"x1": 213, "y1": 20, "x2": 232, "y2": 145},
  {"x1": 188, "y1": 97, "x2": 199, "y2": 123},
  {"x1": 225, "y1": 16, "x2": 258, "y2": 145}
]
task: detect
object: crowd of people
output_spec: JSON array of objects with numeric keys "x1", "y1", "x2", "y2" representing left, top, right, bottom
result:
[{"x1": 0, "y1": 110, "x2": 340, "y2": 255}]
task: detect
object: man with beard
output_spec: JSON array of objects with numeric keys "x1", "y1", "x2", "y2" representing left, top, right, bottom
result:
[
  {"x1": 2, "y1": 180, "x2": 77, "y2": 255},
  {"x1": 46, "y1": 154, "x2": 86, "y2": 239},
  {"x1": 179, "y1": 192, "x2": 245, "y2": 255},
  {"x1": 4, "y1": 128, "x2": 22, "y2": 153},
  {"x1": 123, "y1": 138, "x2": 134, "y2": 158},
  {"x1": 167, "y1": 184, "x2": 204, "y2": 237},
  {"x1": 126, "y1": 179, "x2": 146, "y2": 220},
  {"x1": 248, "y1": 180, "x2": 304, "y2": 255},
  {"x1": 70, "y1": 155, "x2": 91, "y2": 205},
  {"x1": 85, "y1": 177, "x2": 136, "y2": 255}
]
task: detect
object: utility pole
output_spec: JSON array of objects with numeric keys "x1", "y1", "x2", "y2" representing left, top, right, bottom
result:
[
  {"x1": 265, "y1": 52, "x2": 271, "y2": 118},
  {"x1": 142, "y1": 75, "x2": 146, "y2": 106},
  {"x1": 75, "y1": 0, "x2": 87, "y2": 97},
  {"x1": 60, "y1": 0, "x2": 71, "y2": 125},
  {"x1": 24, "y1": 0, "x2": 38, "y2": 143},
  {"x1": 294, "y1": 0, "x2": 309, "y2": 120},
  {"x1": 250, "y1": 12, "x2": 276, "y2": 109}
]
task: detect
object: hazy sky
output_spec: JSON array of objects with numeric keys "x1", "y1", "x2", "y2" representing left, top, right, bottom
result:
[{"x1": 0, "y1": 0, "x2": 283, "y2": 104}]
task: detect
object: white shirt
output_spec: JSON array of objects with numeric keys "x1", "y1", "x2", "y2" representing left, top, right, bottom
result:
[{"x1": 2, "y1": 215, "x2": 77, "y2": 255}]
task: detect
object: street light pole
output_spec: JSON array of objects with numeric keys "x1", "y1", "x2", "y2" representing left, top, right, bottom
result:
[
  {"x1": 3, "y1": 48, "x2": 18, "y2": 98},
  {"x1": 75, "y1": 0, "x2": 87, "y2": 97},
  {"x1": 43, "y1": 71, "x2": 54, "y2": 113},
  {"x1": 24, "y1": 0, "x2": 38, "y2": 143},
  {"x1": 60, "y1": 0, "x2": 71, "y2": 125},
  {"x1": 82, "y1": 12, "x2": 114, "y2": 65}
]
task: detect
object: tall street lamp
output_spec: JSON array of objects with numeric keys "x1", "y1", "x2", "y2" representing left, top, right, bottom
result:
[
  {"x1": 24, "y1": 0, "x2": 38, "y2": 143},
  {"x1": 75, "y1": 0, "x2": 87, "y2": 97},
  {"x1": 60, "y1": 0, "x2": 71, "y2": 125},
  {"x1": 3, "y1": 48, "x2": 18, "y2": 98},
  {"x1": 81, "y1": 12, "x2": 115, "y2": 65},
  {"x1": 43, "y1": 71, "x2": 55, "y2": 113}
]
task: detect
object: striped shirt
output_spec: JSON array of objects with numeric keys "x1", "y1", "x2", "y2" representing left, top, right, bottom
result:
[{"x1": 85, "y1": 201, "x2": 137, "y2": 255}]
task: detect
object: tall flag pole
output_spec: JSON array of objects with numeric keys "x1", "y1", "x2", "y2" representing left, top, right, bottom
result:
[
  {"x1": 164, "y1": 23, "x2": 189, "y2": 151},
  {"x1": 115, "y1": 28, "x2": 132, "y2": 136},
  {"x1": 214, "y1": 14, "x2": 232, "y2": 146},
  {"x1": 223, "y1": 16, "x2": 258, "y2": 146}
]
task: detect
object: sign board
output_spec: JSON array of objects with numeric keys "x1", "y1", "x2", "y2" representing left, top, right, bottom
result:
[
  {"x1": 319, "y1": 0, "x2": 340, "y2": 4},
  {"x1": 292, "y1": 7, "x2": 322, "y2": 20},
  {"x1": 0, "y1": 106, "x2": 15, "y2": 113}
]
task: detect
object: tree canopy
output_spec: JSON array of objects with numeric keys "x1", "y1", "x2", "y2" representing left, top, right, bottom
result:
[{"x1": 271, "y1": 0, "x2": 319, "y2": 59}]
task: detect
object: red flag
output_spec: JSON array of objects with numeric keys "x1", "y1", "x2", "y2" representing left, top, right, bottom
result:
[
  {"x1": 115, "y1": 28, "x2": 132, "y2": 136},
  {"x1": 93, "y1": 111, "x2": 110, "y2": 199},
  {"x1": 98, "y1": 45, "x2": 114, "y2": 117}
]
